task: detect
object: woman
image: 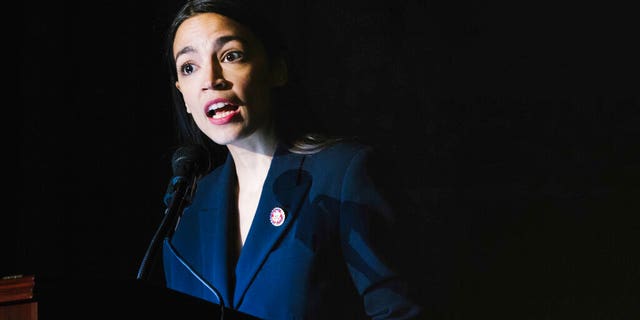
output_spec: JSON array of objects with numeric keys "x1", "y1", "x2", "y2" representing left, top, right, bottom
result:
[{"x1": 161, "y1": 0, "x2": 423, "y2": 318}]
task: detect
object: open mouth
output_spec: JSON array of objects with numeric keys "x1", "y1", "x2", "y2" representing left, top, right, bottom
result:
[{"x1": 206, "y1": 102, "x2": 240, "y2": 119}]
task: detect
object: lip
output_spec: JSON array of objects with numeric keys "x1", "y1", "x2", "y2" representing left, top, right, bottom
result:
[
  {"x1": 208, "y1": 108, "x2": 240, "y2": 125},
  {"x1": 204, "y1": 98, "x2": 240, "y2": 125}
]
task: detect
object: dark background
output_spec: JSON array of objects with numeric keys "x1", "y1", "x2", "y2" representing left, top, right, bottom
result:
[{"x1": 7, "y1": 0, "x2": 639, "y2": 318}]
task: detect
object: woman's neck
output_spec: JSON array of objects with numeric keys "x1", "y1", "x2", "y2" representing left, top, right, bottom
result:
[
  {"x1": 227, "y1": 132, "x2": 278, "y2": 185},
  {"x1": 227, "y1": 133, "x2": 278, "y2": 248}
]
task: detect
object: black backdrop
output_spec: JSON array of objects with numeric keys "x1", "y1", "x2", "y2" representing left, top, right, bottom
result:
[{"x1": 8, "y1": 0, "x2": 639, "y2": 318}]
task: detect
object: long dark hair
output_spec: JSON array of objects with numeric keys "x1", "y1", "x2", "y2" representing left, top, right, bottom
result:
[{"x1": 164, "y1": 0, "x2": 338, "y2": 167}]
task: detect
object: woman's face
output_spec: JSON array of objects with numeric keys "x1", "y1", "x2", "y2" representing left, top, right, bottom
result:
[{"x1": 173, "y1": 13, "x2": 284, "y2": 147}]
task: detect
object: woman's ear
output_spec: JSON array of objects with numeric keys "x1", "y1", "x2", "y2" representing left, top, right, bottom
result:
[
  {"x1": 270, "y1": 58, "x2": 288, "y2": 87},
  {"x1": 175, "y1": 82, "x2": 192, "y2": 114}
]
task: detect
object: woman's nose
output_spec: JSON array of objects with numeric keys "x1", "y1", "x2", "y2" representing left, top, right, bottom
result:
[
  {"x1": 202, "y1": 61, "x2": 230, "y2": 90},
  {"x1": 212, "y1": 78, "x2": 229, "y2": 90}
]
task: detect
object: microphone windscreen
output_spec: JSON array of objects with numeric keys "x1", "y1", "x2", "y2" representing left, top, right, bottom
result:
[{"x1": 171, "y1": 145, "x2": 211, "y2": 177}]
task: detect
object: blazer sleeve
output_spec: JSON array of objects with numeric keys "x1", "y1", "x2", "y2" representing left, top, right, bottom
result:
[{"x1": 338, "y1": 146, "x2": 423, "y2": 319}]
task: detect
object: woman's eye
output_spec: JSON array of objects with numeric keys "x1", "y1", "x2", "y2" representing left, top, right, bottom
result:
[
  {"x1": 222, "y1": 51, "x2": 244, "y2": 63},
  {"x1": 180, "y1": 63, "x2": 195, "y2": 75}
]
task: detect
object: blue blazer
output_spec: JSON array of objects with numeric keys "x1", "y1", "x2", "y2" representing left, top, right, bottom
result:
[{"x1": 163, "y1": 140, "x2": 422, "y2": 319}]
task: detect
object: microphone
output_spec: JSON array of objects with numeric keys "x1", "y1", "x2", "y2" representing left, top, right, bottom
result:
[
  {"x1": 137, "y1": 145, "x2": 226, "y2": 318},
  {"x1": 137, "y1": 145, "x2": 210, "y2": 281},
  {"x1": 163, "y1": 145, "x2": 211, "y2": 206}
]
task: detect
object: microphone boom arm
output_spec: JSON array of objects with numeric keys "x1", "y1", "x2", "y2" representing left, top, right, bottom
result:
[{"x1": 136, "y1": 175, "x2": 194, "y2": 281}]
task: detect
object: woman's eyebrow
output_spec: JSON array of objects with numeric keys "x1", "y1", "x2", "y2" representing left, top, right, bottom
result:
[
  {"x1": 174, "y1": 35, "x2": 247, "y2": 61},
  {"x1": 214, "y1": 35, "x2": 246, "y2": 50}
]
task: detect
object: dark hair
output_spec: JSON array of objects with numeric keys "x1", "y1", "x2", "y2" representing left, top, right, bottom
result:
[{"x1": 164, "y1": 0, "x2": 338, "y2": 165}]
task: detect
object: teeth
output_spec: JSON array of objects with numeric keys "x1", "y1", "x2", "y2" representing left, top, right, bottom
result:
[
  {"x1": 212, "y1": 110, "x2": 235, "y2": 119},
  {"x1": 208, "y1": 102, "x2": 228, "y2": 112}
]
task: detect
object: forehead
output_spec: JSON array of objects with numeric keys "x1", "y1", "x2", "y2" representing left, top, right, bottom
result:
[{"x1": 173, "y1": 12, "x2": 253, "y2": 53}]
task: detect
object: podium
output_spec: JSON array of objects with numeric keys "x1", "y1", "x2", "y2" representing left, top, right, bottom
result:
[
  {"x1": 0, "y1": 275, "x2": 37, "y2": 320},
  {"x1": 19, "y1": 275, "x2": 258, "y2": 320}
]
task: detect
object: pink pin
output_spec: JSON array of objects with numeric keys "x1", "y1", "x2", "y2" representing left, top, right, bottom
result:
[{"x1": 269, "y1": 207, "x2": 286, "y2": 227}]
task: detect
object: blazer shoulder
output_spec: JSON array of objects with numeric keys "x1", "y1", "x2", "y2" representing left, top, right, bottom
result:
[
  {"x1": 196, "y1": 152, "x2": 232, "y2": 188},
  {"x1": 309, "y1": 138, "x2": 373, "y2": 162},
  {"x1": 186, "y1": 154, "x2": 233, "y2": 210}
]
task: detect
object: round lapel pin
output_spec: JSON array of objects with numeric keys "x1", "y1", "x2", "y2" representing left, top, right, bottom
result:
[{"x1": 269, "y1": 207, "x2": 286, "y2": 227}]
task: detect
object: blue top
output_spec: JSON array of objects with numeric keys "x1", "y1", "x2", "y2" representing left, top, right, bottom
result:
[{"x1": 163, "y1": 140, "x2": 422, "y2": 319}]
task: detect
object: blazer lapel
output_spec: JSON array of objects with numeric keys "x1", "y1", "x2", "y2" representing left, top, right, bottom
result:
[
  {"x1": 195, "y1": 154, "x2": 237, "y2": 307},
  {"x1": 232, "y1": 147, "x2": 311, "y2": 307}
]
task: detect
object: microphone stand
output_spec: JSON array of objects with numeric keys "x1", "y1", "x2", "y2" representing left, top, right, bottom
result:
[
  {"x1": 136, "y1": 176, "x2": 192, "y2": 281},
  {"x1": 135, "y1": 146, "x2": 226, "y2": 319},
  {"x1": 136, "y1": 175, "x2": 226, "y2": 319}
]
